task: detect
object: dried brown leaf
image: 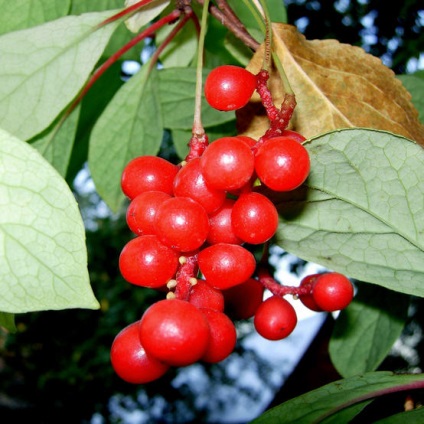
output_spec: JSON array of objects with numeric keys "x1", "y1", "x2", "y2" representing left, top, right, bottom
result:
[{"x1": 237, "y1": 24, "x2": 424, "y2": 145}]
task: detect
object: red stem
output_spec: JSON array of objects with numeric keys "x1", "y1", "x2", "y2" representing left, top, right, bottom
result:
[
  {"x1": 174, "y1": 254, "x2": 199, "y2": 301},
  {"x1": 97, "y1": 0, "x2": 158, "y2": 27}
]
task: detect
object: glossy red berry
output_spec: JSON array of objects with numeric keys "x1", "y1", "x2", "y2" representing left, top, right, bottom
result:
[
  {"x1": 207, "y1": 198, "x2": 243, "y2": 245},
  {"x1": 200, "y1": 137, "x2": 255, "y2": 191},
  {"x1": 110, "y1": 322, "x2": 169, "y2": 384},
  {"x1": 254, "y1": 296, "x2": 297, "y2": 340},
  {"x1": 155, "y1": 196, "x2": 210, "y2": 252},
  {"x1": 298, "y1": 274, "x2": 323, "y2": 312},
  {"x1": 204, "y1": 65, "x2": 257, "y2": 111},
  {"x1": 281, "y1": 129, "x2": 307, "y2": 143},
  {"x1": 126, "y1": 191, "x2": 171, "y2": 236},
  {"x1": 188, "y1": 279, "x2": 225, "y2": 312},
  {"x1": 119, "y1": 235, "x2": 179, "y2": 288},
  {"x1": 200, "y1": 308, "x2": 237, "y2": 363},
  {"x1": 312, "y1": 272, "x2": 354, "y2": 312},
  {"x1": 198, "y1": 243, "x2": 256, "y2": 290},
  {"x1": 231, "y1": 192, "x2": 279, "y2": 244},
  {"x1": 121, "y1": 156, "x2": 179, "y2": 199},
  {"x1": 173, "y1": 157, "x2": 226, "y2": 214},
  {"x1": 223, "y1": 278, "x2": 265, "y2": 320},
  {"x1": 255, "y1": 136, "x2": 310, "y2": 192},
  {"x1": 139, "y1": 299, "x2": 211, "y2": 367}
]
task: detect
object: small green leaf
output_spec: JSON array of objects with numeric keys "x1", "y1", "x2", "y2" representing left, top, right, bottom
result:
[
  {"x1": 398, "y1": 74, "x2": 424, "y2": 123},
  {"x1": 158, "y1": 68, "x2": 236, "y2": 130},
  {"x1": 29, "y1": 105, "x2": 81, "y2": 177},
  {"x1": 273, "y1": 128, "x2": 424, "y2": 297},
  {"x1": 250, "y1": 371, "x2": 424, "y2": 424},
  {"x1": 124, "y1": 0, "x2": 170, "y2": 33},
  {"x1": 0, "y1": 128, "x2": 99, "y2": 313},
  {"x1": 88, "y1": 65, "x2": 163, "y2": 213},
  {"x1": 0, "y1": 312, "x2": 16, "y2": 333},
  {"x1": 0, "y1": 0, "x2": 71, "y2": 35},
  {"x1": 0, "y1": 10, "x2": 120, "y2": 141},
  {"x1": 329, "y1": 283, "x2": 409, "y2": 378},
  {"x1": 374, "y1": 407, "x2": 424, "y2": 423}
]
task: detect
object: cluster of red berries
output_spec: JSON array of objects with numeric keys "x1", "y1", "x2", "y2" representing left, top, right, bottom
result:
[{"x1": 110, "y1": 65, "x2": 354, "y2": 385}]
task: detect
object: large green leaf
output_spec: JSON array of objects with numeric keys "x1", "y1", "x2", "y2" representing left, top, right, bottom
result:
[
  {"x1": 329, "y1": 283, "x2": 410, "y2": 378},
  {"x1": 250, "y1": 371, "x2": 424, "y2": 424},
  {"x1": 0, "y1": 0, "x2": 71, "y2": 35},
  {"x1": 88, "y1": 65, "x2": 163, "y2": 213},
  {"x1": 158, "y1": 68, "x2": 236, "y2": 130},
  {"x1": 273, "y1": 128, "x2": 424, "y2": 297},
  {"x1": 0, "y1": 128, "x2": 99, "y2": 313},
  {"x1": 0, "y1": 10, "x2": 120, "y2": 141}
]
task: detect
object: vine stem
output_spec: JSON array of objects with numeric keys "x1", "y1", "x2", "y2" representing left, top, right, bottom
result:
[{"x1": 184, "y1": 0, "x2": 210, "y2": 162}]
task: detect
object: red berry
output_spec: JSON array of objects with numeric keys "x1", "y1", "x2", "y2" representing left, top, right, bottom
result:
[
  {"x1": 139, "y1": 299, "x2": 210, "y2": 367},
  {"x1": 207, "y1": 198, "x2": 243, "y2": 245},
  {"x1": 155, "y1": 196, "x2": 210, "y2": 252},
  {"x1": 200, "y1": 308, "x2": 237, "y2": 363},
  {"x1": 312, "y1": 272, "x2": 354, "y2": 312},
  {"x1": 254, "y1": 296, "x2": 297, "y2": 340},
  {"x1": 173, "y1": 157, "x2": 226, "y2": 214},
  {"x1": 119, "y1": 235, "x2": 179, "y2": 288},
  {"x1": 255, "y1": 136, "x2": 310, "y2": 192},
  {"x1": 298, "y1": 274, "x2": 323, "y2": 312},
  {"x1": 188, "y1": 279, "x2": 225, "y2": 312},
  {"x1": 198, "y1": 243, "x2": 256, "y2": 290},
  {"x1": 200, "y1": 137, "x2": 255, "y2": 191},
  {"x1": 121, "y1": 156, "x2": 178, "y2": 199},
  {"x1": 231, "y1": 192, "x2": 279, "y2": 244},
  {"x1": 126, "y1": 191, "x2": 171, "y2": 236},
  {"x1": 110, "y1": 322, "x2": 169, "y2": 384},
  {"x1": 223, "y1": 278, "x2": 264, "y2": 320},
  {"x1": 204, "y1": 65, "x2": 257, "y2": 111},
  {"x1": 281, "y1": 129, "x2": 306, "y2": 143}
]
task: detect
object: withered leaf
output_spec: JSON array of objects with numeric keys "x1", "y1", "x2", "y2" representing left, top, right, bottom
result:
[{"x1": 237, "y1": 24, "x2": 424, "y2": 145}]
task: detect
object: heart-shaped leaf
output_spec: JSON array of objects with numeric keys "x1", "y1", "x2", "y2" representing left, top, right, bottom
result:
[
  {"x1": 0, "y1": 10, "x2": 119, "y2": 141},
  {"x1": 271, "y1": 128, "x2": 424, "y2": 297},
  {"x1": 238, "y1": 24, "x2": 424, "y2": 145},
  {"x1": 0, "y1": 128, "x2": 99, "y2": 313}
]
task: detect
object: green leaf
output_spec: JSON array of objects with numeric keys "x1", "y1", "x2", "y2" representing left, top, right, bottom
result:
[
  {"x1": 322, "y1": 400, "x2": 372, "y2": 424},
  {"x1": 124, "y1": 0, "x2": 170, "y2": 33},
  {"x1": 0, "y1": 128, "x2": 99, "y2": 313},
  {"x1": 0, "y1": 10, "x2": 120, "y2": 141},
  {"x1": 0, "y1": 0, "x2": 71, "y2": 35},
  {"x1": 88, "y1": 65, "x2": 163, "y2": 213},
  {"x1": 273, "y1": 128, "x2": 424, "y2": 297},
  {"x1": 374, "y1": 407, "x2": 424, "y2": 423},
  {"x1": 159, "y1": 68, "x2": 236, "y2": 130},
  {"x1": 250, "y1": 371, "x2": 424, "y2": 424},
  {"x1": 329, "y1": 283, "x2": 409, "y2": 378},
  {"x1": 29, "y1": 105, "x2": 81, "y2": 177},
  {"x1": 70, "y1": 0, "x2": 124, "y2": 14},
  {"x1": 398, "y1": 74, "x2": 424, "y2": 123},
  {"x1": 0, "y1": 312, "x2": 16, "y2": 333}
]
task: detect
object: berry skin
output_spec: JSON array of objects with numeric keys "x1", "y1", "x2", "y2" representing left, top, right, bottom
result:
[
  {"x1": 110, "y1": 322, "x2": 169, "y2": 384},
  {"x1": 231, "y1": 192, "x2": 279, "y2": 244},
  {"x1": 281, "y1": 129, "x2": 307, "y2": 143},
  {"x1": 204, "y1": 65, "x2": 257, "y2": 111},
  {"x1": 312, "y1": 272, "x2": 354, "y2": 312},
  {"x1": 126, "y1": 191, "x2": 171, "y2": 236},
  {"x1": 254, "y1": 136, "x2": 310, "y2": 192},
  {"x1": 207, "y1": 198, "x2": 243, "y2": 245},
  {"x1": 200, "y1": 308, "x2": 237, "y2": 363},
  {"x1": 198, "y1": 243, "x2": 256, "y2": 290},
  {"x1": 254, "y1": 296, "x2": 298, "y2": 340},
  {"x1": 200, "y1": 136, "x2": 255, "y2": 191},
  {"x1": 139, "y1": 299, "x2": 211, "y2": 367},
  {"x1": 121, "y1": 155, "x2": 179, "y2": 199},
  {"x1": 119, "y1": 235, "x2": 179, "y2": 288},
  {"x1": 173, "y1": 157, "x2": 226, "y2": 214},
  {"x1": 223, "y1": 278, "x2": 265, "y2": 320},
  {"x1": 188, "y1": 279, "x2": 225, "y2": 312},
  {"x1": 155, "y1": 196, "x2": 210, "y2": 252},
  {"x1": 298, "y1": 274, "x2": 323, "y2": 312}
]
